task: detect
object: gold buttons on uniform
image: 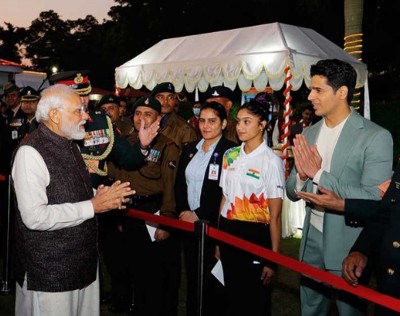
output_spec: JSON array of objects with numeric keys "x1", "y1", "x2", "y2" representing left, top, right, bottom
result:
[
  {"x1": 387, "y1": 268, "x2": 395, "y2": 276},
  {"x1": 393, "y1": 241, "x2": 400, "y2": 248}
]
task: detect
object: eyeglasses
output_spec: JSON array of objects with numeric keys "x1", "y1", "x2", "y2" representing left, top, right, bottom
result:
[
  {"x1": 78, "y1": 104, "x2": 88, "y2": 115},
  {"x1": 66, "y1": 104, "x2": 87, "y2": 116}
]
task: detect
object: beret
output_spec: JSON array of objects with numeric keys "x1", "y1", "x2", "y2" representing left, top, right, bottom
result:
[
  {"x1": 132, "y1": 96, "x2": 161, "y2": 114},
  {"x1": 150, "y1": 82, "x2": 175, "y2": 97},
  {"x1": 97, "y1": 94, "x2": 120, "y2": 108},
  {"x1": 204, "y1": 85, "x2": 235, "y2": 101}
]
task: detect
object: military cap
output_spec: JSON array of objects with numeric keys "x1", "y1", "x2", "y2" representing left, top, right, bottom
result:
[
  {"x1": 49, "y1": 70, "x2": 92, "y2": 96},
  {"x1": 2, "y1": 82, "x2": 19, "y2": 96},
  {"x1": 150, "y1": 82, "x2": 175, "y2": 97},
  {"x1": 132, "y1": 96, "x2": 161, "y2": 114},
  {"x1": 97, "y1": 94, "x2": 120, "y2": 109},
  {"x1": 205, "y1": 85, "x2": 235, "y2": 101},
  {"x1": 20, "y1": 86, "x2": 40, "y2": 101}
]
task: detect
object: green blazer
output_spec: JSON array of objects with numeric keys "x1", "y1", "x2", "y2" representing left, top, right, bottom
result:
[{"x1": 286, "y1": 109, "x2": 393, "y2": 270}]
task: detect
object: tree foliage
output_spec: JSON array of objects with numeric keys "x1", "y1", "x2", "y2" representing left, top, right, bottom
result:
[
  {"x1": 0, "y1": 22, "x2": 26, "y2": 62},
  {"x1": 0, "y1": 0, "x2": 397, "y2": 92}
]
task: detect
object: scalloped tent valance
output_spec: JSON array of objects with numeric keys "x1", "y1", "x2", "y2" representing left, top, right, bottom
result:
[{"x1": 115, "y1": 22, "x2": 367, "y2": 95}]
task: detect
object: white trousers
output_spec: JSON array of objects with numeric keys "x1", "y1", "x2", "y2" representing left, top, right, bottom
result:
[{"x1": 15, "y1": 266, "x2": 100, "y2": 316}]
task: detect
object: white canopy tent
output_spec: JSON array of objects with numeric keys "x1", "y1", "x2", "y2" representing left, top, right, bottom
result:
[
  {"x1": 116, "y1": 22, "x2": 370, "y2": 165},
  {"x1": 115, "y1": 22, "x2": 368, "y2": 98},
  {"x1": 116, "y1": 23, "x2": 370, "y2": 237}
]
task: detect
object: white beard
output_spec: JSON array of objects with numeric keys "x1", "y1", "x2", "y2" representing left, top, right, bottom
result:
[{"x1": 60, "y1": 119, "x2": 86, "y2": 140}]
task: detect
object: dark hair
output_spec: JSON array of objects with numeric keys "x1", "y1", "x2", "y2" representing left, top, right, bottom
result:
[
  {"x1": 310, "y1": 59, "x2": 356, "y2": 104},
  {"x1": 302, "y1": 104, "x2": 314, "y2": 113},
  {"x1": 254, "y1": 91, "x2": 280, "y2": 113},
  {"x1": 239, "y1": 99, "x2": 270, "y2": 123},
  {"x1": 200, "y1": 101, "x2": 227, "y2": 122}
]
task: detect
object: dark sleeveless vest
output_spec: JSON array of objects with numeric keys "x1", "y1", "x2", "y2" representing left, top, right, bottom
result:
[{"x1": 14, "y1": 124, "x2": 97, "y2": 292}]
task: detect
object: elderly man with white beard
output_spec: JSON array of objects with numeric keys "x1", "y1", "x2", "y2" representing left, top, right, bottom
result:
[{"x1": 11, "y1": 84, "x2": 135, "y2": 316}]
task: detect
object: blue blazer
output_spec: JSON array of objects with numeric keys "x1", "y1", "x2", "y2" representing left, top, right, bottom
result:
[
  {"x1": 175, "y1": 136, "x2": 236, "y2": 228},
  {"x1": 286, "y1": 109, "x2": 393, "y2": 270}
]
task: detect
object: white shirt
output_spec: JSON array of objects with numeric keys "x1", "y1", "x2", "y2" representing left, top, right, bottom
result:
[
  {"x1": 309, "y1": 116, "x2": 349, "y2": 231},
  {"x1": 219, "y1": 141, "x2": 285, "y2": 223},
  {"x1": 12, "y1": 145, "x2": 94, "y2": 231}
]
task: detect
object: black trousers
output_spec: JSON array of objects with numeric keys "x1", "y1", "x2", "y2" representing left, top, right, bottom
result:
[
  {"x1": 219, "y1": 217, "x2": 272, "y2": 316},
  {"x1": 122, "y1": 198, "x2": 181, "y2": 316},
  {"x1": 181, "y1": 231, "x2": 225, "y2": 316}
]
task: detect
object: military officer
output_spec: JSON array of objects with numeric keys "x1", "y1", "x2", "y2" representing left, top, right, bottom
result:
[
  {"x1": 109, "y1": 96, "x2": 181, "y2": 316},
  {"x1": 49, "y1": 71, "x2": 159, "y2": 188},
  {"x1": 204, "y1": 85, "x2": 240, "y2": 144},
  {"x1": 1, "y1": 82, "x2": 26, "y2": 152},
  {"x1": 50, "y1": 72, "x2": 159, "y2": 306},
  {"x1": 0, "y1": 82, "x2": 28, "y2": 288},
  {"x1": 151, "y1": 82, "x2": 198, "y2": 150},
  {"x1": 97, "y1": 94, "x2": 133, "y2": 138},
  {"x1": 19, "y1": 86, "x2": 40, "y2": 137},
  {"x1": 3, "y1": 81, "x2": 23, "y2": 118}
]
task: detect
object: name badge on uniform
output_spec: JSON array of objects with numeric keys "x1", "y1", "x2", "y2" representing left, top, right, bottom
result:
[{"x1": 208, "y1": 164, "x2": 219, "y2": 180}]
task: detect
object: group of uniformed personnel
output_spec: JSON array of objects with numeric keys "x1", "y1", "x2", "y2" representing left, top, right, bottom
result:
[
  {"x1": 0, "y1": 83, "x2": 41, "y2": 285},
  {"x1": 1, "y1": 71, "x2": 240, "y2": 315}
]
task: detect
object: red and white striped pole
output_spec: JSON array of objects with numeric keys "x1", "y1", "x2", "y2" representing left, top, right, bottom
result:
[{"x1": 281, "y1": 66, "x2": 293, "y2": 179}]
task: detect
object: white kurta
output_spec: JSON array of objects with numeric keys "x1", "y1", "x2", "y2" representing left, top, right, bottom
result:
[{"x1": 12, "y1": 145, "x2": 99, "y2": 316}]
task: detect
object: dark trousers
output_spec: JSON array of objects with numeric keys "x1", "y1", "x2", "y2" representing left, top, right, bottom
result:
[
  {"x1": 101, "y1": 213, "x2": 132, "y2": 308},
  {"x1": 181, "y1": 232, "x2": 225, "y2": 316},
  {"x1": 219, "y1": 217, "x2": 272, "y2": 316},
  {"x1": 0, "y1": 177, "x2": 15, "y2": 285},
  {"x1": 122, "y1": 198, "x2": 181, "y2": 316}
]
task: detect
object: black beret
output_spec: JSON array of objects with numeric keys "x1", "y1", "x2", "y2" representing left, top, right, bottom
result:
[
  {"x1": 97, "y1": 94, "x2": 120, "y2": 109},
  {"x1": 20, "y1": 86, "x2": 40, "y2": 101},
  {"x1": 132, "y1": 96, "x2": 161, "y2": 114},
  {"x1": 205, "y1": 85, "x2": 235, "y2": 101},
  {"x1": 150, "y1": 82, "x2": 175, "y2": 97},
  {"x1": 49, "y1": 70, "x2": 92, "y2": 96}
]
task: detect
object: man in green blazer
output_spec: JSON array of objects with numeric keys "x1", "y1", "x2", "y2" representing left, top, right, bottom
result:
[
  {"x1": 295, "y1": 160, "x2": 399, "y2": 316},
  {"x1": 286, "y1": 59, "x2": 393, "y2": 316}
]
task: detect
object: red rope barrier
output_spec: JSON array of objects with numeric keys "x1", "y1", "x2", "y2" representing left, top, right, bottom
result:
[{"x1": 126, "y1": 208, "x2": 400, "y2": 312}]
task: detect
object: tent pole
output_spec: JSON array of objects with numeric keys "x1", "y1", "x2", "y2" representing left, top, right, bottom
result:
[{"x1": 281, "y1": 66, "x2": 293, "y2": 179}]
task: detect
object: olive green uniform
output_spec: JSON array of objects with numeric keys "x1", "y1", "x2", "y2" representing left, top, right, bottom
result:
[
  {"x1": 110, "y1": 131, "x2": 180, "y2": 218},
  {"x1": 108, "y1": 131, "x2": 181, "y2": 316},
  {"x1": 160, "y1": 112, "x2": 198, "y2": 150},
  {"x1": 114, "y1": 117, "x2": 133, "y2": 138},
  {"x1": 224, "y1": 116, "x2": 240, "y2": 144}
]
